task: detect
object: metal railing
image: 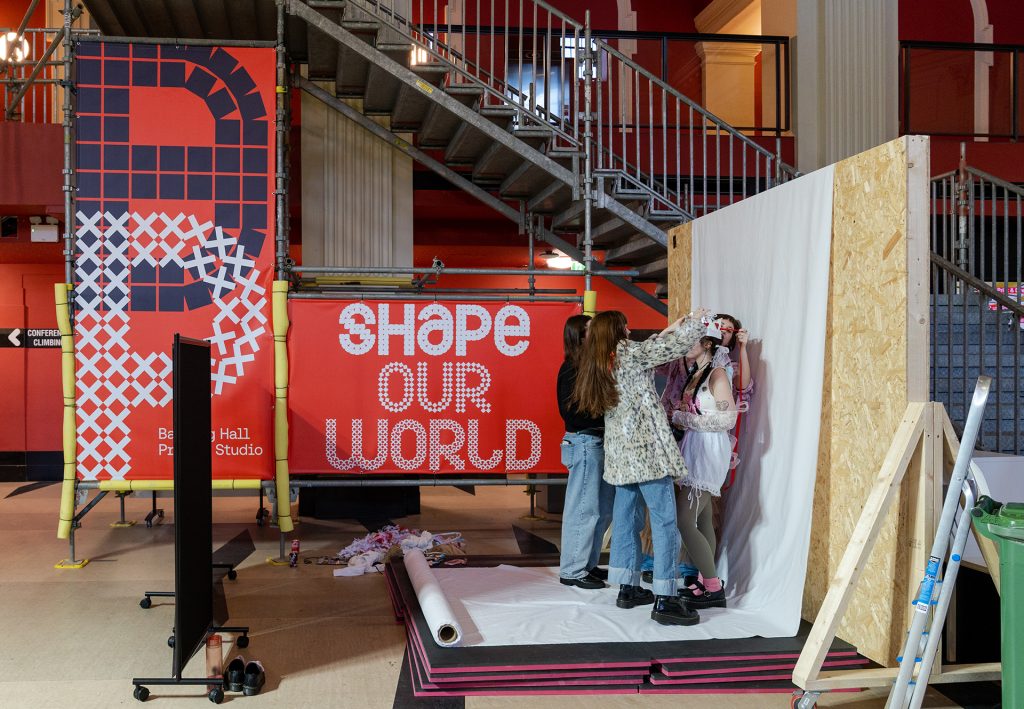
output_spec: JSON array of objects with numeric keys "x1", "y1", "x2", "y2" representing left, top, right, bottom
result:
[
  {"x1": 1, "y1": 27, "x2": 64, "y2": 123},
  {"x1": 900, "y1": 39, "x2": 1024, "y2": 140},
  {"x1": 344, "y1": 0, "x2": 796, "y2": 216},
  {"x1": 930, "y1": 157, "x2": 1024, "y2": 454}
]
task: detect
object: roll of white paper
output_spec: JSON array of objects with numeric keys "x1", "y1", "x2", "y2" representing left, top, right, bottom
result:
[{"x1": 404, "y1": 548, "x2": 462, "y2": 647}]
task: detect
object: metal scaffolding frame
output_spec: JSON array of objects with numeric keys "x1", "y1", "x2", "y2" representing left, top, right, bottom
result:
[{"x1": 47, "y1": 3, "x2": 586, "y2": 565}]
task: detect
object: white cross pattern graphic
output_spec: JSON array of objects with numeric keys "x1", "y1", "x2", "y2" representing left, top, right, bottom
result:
[{"x1": 73, "y1": 210, "x2": 268, "y2": 481}]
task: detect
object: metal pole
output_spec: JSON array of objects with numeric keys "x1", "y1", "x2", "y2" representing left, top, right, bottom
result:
[
  {"x1": 4, "y1": 26, "x2": 64, "y2": 120},
  {"x1": 289, "y1": 292, "x2": 583, "y2": 302},
  {"x1": 290, "y1": 265, "x2": 638, "y2": 277},
  {"x1": 527, "y1": 214, "x2": 536, "y2": 296},
  {"x1": 62, "y1": 3, "x2": 74, "y2": 287},
  {"x1": 582, "y1": 10, "x2": 593, "y2": 293},
  {"x1": 275, "y1": 0, "x2": 289, "y2": 280},
  {"x1": 956, "y1": 142, "x2": 969, "y2": 278}
]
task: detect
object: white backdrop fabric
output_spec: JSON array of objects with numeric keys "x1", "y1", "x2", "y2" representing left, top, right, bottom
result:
[
  {"x1": 691, "y1": 164, "x2": 836, "y2": 638},
  {"x1": 423, "y1": 168, "x2": 837, "y2": 647}
]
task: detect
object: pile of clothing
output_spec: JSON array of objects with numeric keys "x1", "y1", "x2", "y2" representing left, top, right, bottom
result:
[{"x1": 332, "y1": 524, "x2": 466, "y2": 577}]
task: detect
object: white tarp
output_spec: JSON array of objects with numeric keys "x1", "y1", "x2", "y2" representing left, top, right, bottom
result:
[{"x1": 427, "y1": 167, "x2": 837, "y2": 646}]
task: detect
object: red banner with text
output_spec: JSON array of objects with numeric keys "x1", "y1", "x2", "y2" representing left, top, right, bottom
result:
[
  {"x1": 289, "y1": 300, "x2": 578, "y2": 475},
  {"x1": 72, "y1": 42, "x2": 275, "y2": 481}
]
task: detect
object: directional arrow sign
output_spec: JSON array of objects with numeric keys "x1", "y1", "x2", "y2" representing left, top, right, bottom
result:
[{"x1": 0, "y1": 328, "x2": 59, "y2": 348}]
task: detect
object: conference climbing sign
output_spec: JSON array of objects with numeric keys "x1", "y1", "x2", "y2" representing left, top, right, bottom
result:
[
  {"x1": 71, "y1": 41, "x2": 276, "y2": 481},
  {"x1": 288, "y1": 300, "x2": 578, "y2": 475}
]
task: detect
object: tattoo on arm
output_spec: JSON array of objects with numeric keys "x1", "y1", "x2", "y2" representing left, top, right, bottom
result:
[{"x1": 716, "y1": 400, "x2": 729, "y2": 411}]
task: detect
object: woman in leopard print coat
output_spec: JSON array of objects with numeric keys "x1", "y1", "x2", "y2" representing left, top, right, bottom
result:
[{"x1": 572, "y1": 308, "x2": 708, "y2": 626}]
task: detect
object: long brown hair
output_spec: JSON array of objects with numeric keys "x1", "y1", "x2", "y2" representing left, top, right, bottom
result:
[
  {"x1": 571, "y1": 311, "x2": 628, "y2": 416},
  {"x1": 562, "y1": 314, "x2": 591, "y2": 364}
]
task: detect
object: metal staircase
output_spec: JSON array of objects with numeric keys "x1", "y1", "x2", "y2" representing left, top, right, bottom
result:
[
  {"x1": 285, "y1": 0, "x2": 796, "y2": 312},
  {"x1": 75, "y1": 0, "x2": 797, "y2": 312}
]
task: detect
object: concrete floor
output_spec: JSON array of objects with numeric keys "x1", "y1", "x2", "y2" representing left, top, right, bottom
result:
[{"x1": 0, "y1": 482, "x2": 976, "y2": 708}]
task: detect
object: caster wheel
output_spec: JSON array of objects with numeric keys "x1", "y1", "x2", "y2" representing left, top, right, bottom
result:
[
  {"x1": 227, "y1": 569, "x2": 237, "y2": 581},
  {"x1": 167, "y1": 635, "x2": 175, "y2": 648},
  {"x1": 140, "y1": 597, "x2": 152, "y2": 609},
  {"x1": 208, "y1": 688, "x2": 224, "y2": 704},
  {"x1": 236, "y1": 635, "x2": 250, "y2": 649},
  {"x1": 791, "y1": 692, "x2": 814, "y2": 709},
  {"x1": 134, "y1": 686, "x2": 150, "y2": 702}
]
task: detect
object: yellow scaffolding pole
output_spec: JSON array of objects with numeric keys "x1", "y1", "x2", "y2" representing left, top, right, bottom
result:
[
  {"x1": 583, "y1": 289, "x2": 597, "y2": 316},
  {"x1": 56, "y1": 283, "x2": 77, "y2": 540},
  {"x1": 272, "y1": 281, "x2": 295, "y2": 533}
]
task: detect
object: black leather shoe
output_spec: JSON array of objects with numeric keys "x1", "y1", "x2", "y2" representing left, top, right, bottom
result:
[
  {"x1": 651, "y1": 595, "x2": 700, "y2": 626},
  {"x1": 223, "y1": 656, "x2": 245, "y2": 692},
  {"x1": 640, "y1": 570, "x2": 653, "y2": 584},
  {"x1": 616, "y1": 584, "x2": 655, "y2": 609},
  {"x1": 679, "y1": 580, "x2": 727, "y2": 610},
  {"x1": 559, "y1": 573, "x2": 606, "y2": 590},
  {"x1": 588, "y1": 566, "x2": 608, "y2": 581},
  {"x1": 243, "y1": 660, "x2": 266, "y2": 696}
]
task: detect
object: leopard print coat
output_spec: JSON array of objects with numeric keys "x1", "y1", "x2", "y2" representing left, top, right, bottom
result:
[{"x1": 602, "y1": 317, "x2": 705, "y2": 486}]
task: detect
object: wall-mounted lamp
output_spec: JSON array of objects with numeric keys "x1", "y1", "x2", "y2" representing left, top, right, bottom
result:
[
  {"x1": 0, "y1": 32, "x2": 30, "y2": 64},
  {"x1": 539, "y1": 249, "x2": 574, "y2": 270}
]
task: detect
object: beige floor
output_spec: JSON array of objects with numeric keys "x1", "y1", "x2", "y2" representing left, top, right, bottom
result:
[{"x1": 0, "y1": 482, "x2": 966, "y2": 708}]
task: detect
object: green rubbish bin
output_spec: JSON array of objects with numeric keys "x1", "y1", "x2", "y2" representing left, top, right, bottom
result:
[{"x1": 971, "y1": 495, "x2": 1024, "y2": 709}]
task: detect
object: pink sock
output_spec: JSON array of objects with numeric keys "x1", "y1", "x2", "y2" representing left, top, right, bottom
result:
[{"x1": 701, "y1": 574, "x2": 723, "y2": 593}]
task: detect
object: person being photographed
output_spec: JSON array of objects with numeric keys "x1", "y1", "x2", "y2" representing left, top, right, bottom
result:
[
  {"x1": 670, "y1": 321, "x2": 738, "y2": 610},
  {"x1": 556, "y1": 314, "x2": 614, "y2": 589},
  {"x1": 572, "y1": 309, "x2": 708, "y2": 626}
]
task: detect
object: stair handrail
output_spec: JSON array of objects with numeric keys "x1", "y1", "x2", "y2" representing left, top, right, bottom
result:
[
  {"x1": 312, "y1": 0, "x2": 797, "y2": 218},
  {"x1": 930, "y1": 252, "x2": 1024, "y2": 319},
  {"x1": 341, "y1": 0, "x2": 586, "y2": 149}
]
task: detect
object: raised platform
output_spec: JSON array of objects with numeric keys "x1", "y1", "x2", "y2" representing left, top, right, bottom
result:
[{"x1": 384, "y1": 556, "x2": 872, "y2": 697}]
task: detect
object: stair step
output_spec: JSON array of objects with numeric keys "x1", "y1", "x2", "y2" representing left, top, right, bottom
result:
[
  {"x1": 635, "y1": 257, "x2": 668, "y2": 281},
  {"x1": 417, "y1": 87, "x2": 482, "y2": 148},
  {"x1": 605, "y1": 236, "x2": 664, "y2": 265},
  {"x1": 499, "y1": 163, "x2": 554, "y2": 199}
]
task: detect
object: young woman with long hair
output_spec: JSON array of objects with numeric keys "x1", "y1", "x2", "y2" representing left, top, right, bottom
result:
[
  {"x1": 670, "y1": 323, "x2": 738, "y2": 610},
  {"x1": 572, "y1": 308, "x2": 707, "y2": 626},
  {"x1": 556, "y1": 314, "x2": 614, "y2": 589}
]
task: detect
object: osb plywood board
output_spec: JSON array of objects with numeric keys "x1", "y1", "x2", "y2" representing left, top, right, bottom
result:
[
  {"x1": 801, "y1": 137, "x2": 925, "y2": 665},
  {"x1": 667, "y1": 222, "x2": 692, "y2": 319}
]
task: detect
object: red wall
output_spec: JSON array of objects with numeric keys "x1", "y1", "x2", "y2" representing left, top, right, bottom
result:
[
  {"x1": 0, "y1": 122, "x2": 63, "y2": 211},
  {"x1": 0, "y1": 264, "x2": 63, "y2": 453},
  {"x1": 900, "y1": 0, "x2": 1024, "y2": 44}
]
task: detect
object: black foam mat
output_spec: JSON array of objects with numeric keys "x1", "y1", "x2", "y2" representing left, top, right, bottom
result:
[{"x1": 386, "y1": 556, "x2": 870, "y2": 696}]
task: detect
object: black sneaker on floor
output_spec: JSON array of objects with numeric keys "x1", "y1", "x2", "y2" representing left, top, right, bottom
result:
[
  {"x1": 243, "y1": 660, "x2": 266, "y2": 696},
  {"x1": 679, "y1": 581, "x2": 727, "y2": 610},
  {"x1": 588, "y1": 566, "x2": 609, "y2": 581},
  {"x1": 223, "y1": 656, "x2": 245, "y2": 692},
  {"x1": 651, "y1": 595, "x2": 700, "y2": 626},
  {"x1": 616, "y1": 584, "x2": 655, "y2": 609},
  {"x1": 559, "y1": 573, "x2": 606, "y2": 590},
  {"x1": 640, "y1": 570, "x2": 653, "y2": 584}
]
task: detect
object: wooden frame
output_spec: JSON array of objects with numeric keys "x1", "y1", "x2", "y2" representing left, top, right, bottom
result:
[{"x1": 792, "y1": 402, "x2": 1002, "y2": 692}]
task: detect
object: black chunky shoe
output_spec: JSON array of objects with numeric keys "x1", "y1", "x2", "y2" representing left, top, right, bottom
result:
[
  {"x1": 651, "y1": 595, "x2": 700, "y2": 626},
  {"x1": 588, "y1": 566, "x2": 609, "y2": 581},
  {"x1": 223, "y1": 656, "x2": 245, "y2": 692},
  {"x1": 559, "y1": 573, "x2": 606, "y2": 590},
  {"x1": 616, "y1": 584, "x2": 655, "y2": 609},
  {"x1": 679, "y1": 580, "x2": 727, "y2": 610},
  {"x1": 243, "y1": 660, "x2": 266, "y2": 696},
  {"x1": 640, "y1": 570, "x2": 653, "y2": 584}
]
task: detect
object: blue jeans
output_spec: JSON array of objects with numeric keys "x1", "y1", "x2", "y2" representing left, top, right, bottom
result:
[
  {"x1": 558, "y1": 433, "x2": 614, "y2": 580},
  {"x1": 609, "y1": 477, "x2": 681, "y2": 596}
]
